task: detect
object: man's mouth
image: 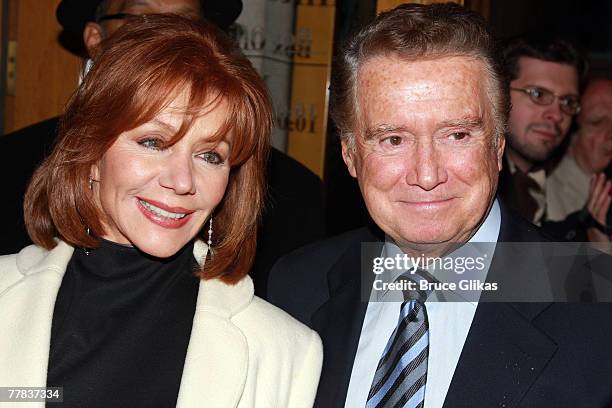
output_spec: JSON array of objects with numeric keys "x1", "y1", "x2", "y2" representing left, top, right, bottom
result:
[
  {"x1": 399, "y1": 197, "x2": 454, "y2": 206},
  {"x1": 531, "y1": 129, "x2": 558, "y2": 140}
]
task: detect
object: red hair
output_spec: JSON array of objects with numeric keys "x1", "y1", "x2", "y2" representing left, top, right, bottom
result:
[{"x1": 24, "y1": 14, "x2": 272, "y2": 283}]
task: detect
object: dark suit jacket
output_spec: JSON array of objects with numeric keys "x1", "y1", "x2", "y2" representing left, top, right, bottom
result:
[
  {"x1": 0, "y1": 117, "x2": 325, "y2": 297},
  {"x1": 268, "y1": 205, "x2": 612, "y2": 407}
]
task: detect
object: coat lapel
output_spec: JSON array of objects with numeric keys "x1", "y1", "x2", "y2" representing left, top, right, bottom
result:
[
  {"x1": 443, "y1": 301, "x2": 557, "y2": 407},
  {"x1": 176, "y1": 241, "x2": 250, "y2": 408},
  {"x1": 0, "y1": 242, "x2": 73, "y2": 406},
  {"x1": 443, "y1": 204, "x2": 558, "y2": 407},
  {"x1": 312, "y1": 236, "x2": 382, "y2": 408}
]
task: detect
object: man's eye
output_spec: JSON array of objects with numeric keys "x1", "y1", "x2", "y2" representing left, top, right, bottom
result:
[
  {"x1": 138, "y1": 138, "x2": 164, "y2": 150},
  {"x1": 383, "y1": 136, "x2": 403, "y2": 146},
  {"x1": 449, "y1": 132, "x2": 469, "y2": 141},
  {"x1": 585, "y1": 118, "x2": 601, "y2": 125},
  {"x1": 198, "y1": 151, "x2": 224, "y2": 165},
  {"x1": 528, "y1": 87, "x2": 545, "y2": 100}
]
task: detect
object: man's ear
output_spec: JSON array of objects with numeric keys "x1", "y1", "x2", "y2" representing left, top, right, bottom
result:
[
  {"x1": 496, "y1": 134, "x2": 506, "y2": 172},
  {"x1": 341, "y1": 138, "x2": 358, "y2": 178},
  {"x1": 83, "y1": 22, "x2": 104, "y2": 59}
]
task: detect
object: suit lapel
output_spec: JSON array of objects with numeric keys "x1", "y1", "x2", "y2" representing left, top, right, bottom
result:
[
  {"x1": 443, "y1": 301, "x2": 557, "y2": 407},
  {"x1": 312, "y1": 235, "x2": 382, "y2": 408},
  {"x1": 444, "y1": 204, "x2": 558, "y2": 407},
  {"x1": 177, "y1": 241, "x2": 251, "y2": 407}
]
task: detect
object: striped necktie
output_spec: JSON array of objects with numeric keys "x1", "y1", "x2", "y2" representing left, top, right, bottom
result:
[{"x1": 366, "y1": 293, "x2": 429, "y2": 407}]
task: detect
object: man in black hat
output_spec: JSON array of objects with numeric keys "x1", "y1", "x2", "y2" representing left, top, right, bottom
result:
[
  {"x1": 0, "y1": 0, "x2": 325, "y2": 297},
  {"x1": 57, "y1": 0, "x2": 242, "y2": 57}
]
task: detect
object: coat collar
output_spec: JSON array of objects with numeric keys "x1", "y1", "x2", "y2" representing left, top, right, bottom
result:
[
  {"x1": 0, "y1": 240, "x2": 252, "y2": 408},
  {"x1": 311, "y1": 228, "x2": 382, "y2": 407}
]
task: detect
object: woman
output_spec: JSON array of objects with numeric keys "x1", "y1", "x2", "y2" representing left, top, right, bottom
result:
[{"x1": 0, "y1": 14, "x2": 322, "y2": 407}]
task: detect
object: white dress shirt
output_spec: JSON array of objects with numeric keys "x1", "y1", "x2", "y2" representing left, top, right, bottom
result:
[
  {"x1": 546, "y1": 153, "x2": 590, "y2": 221},
  {"x1": 345, "y1": 200, "x2": 501, "y2": 408}
]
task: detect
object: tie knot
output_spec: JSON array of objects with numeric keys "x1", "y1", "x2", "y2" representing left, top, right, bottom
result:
[{"x1": 396, "y1": 269, "x2": 438, "y2": 303}]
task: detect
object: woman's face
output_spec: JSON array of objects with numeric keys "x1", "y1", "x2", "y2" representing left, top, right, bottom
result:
[{"x1": 91, "y1": 92, "x2": 232, "y2": 258}]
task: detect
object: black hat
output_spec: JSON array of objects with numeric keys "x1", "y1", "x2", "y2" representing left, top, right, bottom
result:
[{"x1": 56, "y1": 0, "x2": 243, "y2": 34}]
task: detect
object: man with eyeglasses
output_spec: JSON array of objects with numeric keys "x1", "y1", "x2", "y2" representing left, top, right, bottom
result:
[{"x1": 498, "y1": 37, "x2": 586, "y2": 226}]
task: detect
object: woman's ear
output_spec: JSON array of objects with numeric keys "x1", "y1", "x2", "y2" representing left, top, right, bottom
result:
[{"x1": 90, "y1": 162, "x2": 101, "y2": 184}]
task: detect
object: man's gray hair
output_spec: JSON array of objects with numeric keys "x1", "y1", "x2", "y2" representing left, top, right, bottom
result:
[{"x1": 330, "y1": 3, "x2": 509, "y2": 150}]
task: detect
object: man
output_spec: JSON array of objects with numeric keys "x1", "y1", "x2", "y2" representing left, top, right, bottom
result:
[
  {"x1": 268, "y1": 4, "x2": 612, "y2": 407},
  {"x1": 546, "y1": 79, "x2": 612, "y2": 238},
  {"x1": 0, "y1": 0, "x2": 325, "y2": 297},
  {"x1": 498, "y1": 37, "x2": 585, "y2": 225}
]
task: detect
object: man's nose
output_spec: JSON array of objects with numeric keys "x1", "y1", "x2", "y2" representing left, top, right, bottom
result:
[
  {"x1": 542, "y1": 101, "x2": 564, "y2": 123},
  {"x1": 406, "y1": 139, "x2": 447, "y2": 191},
  {"x1": 159, "y1": 152, "x2": 196, "y2": 195}
]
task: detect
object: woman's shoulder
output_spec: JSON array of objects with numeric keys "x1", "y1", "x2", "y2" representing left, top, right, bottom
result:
[
  {"x1": 0, "y1": 242, "x2": 73, "y2": 288},
  {"x1": 0, "y1": 244, "x2": 44, "y2": 291}
]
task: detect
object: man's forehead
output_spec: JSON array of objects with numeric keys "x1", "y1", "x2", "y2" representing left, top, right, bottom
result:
[
  {"x1": 515, "y1": 56, "x2": 578, "y2": 92},
  {"x1": 110, "y1": 0, "x2": 200, "y2": 15},
  {"x1": 355, "y1": 55, "x2": 488, "y2": 117},
  {"x1": 357, "y1": 55, "x2": 486, "y2": 88},
  {"x1": 583, "y1": 81, "x2": 612, "y2": 106}
]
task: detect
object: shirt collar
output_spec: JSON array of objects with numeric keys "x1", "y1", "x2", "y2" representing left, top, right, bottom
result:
[
  {"x1": 506, "y1": 157, "x2": 546, "y2": 188},
  {"x1": 377, "y1": 199, "x2": 501, "y2": 304}
]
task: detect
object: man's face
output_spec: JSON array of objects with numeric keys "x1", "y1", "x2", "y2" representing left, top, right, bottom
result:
[
  {"x1": 507, "y1": 57, "x2": 578, "y2": 167},
  {"x1": 98, "y1": 0, "x2": 201, "y2": 37},
  {"x1": 343, "y1": 56, "x2": 504, "y2": 255},
  {"x1": 575, "y1": 80, "x2": 612, "y2": 173}
]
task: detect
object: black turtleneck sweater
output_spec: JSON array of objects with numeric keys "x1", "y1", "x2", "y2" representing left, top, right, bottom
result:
[{"x1": 46, "y1": 240, "x2": 200, "y2": 407}]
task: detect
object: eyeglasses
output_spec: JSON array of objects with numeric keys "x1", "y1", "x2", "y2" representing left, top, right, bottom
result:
[
  {"x1": 510, "y1": 86, "x2": 581, "y2": 115},
  {"x1": 97, "y1": 13, "x2": 138, "y2": 23}
]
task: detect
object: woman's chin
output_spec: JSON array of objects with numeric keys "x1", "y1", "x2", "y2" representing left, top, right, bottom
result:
[{"x1": 121, "y1": 237, "x2": 192, "y2": 259}]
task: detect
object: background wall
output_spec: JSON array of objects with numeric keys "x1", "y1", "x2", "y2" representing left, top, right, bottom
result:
[{"x1": 2, "y1": 0, "x2": 81, "y2": 134}]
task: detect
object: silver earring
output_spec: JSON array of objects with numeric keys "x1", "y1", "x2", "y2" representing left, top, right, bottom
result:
[
  {"x1": 207, "y1": 216, "x2": 213, "y2": 253},
  {"x1": 84, "y1": 177, "x2": 94, "y2": 255}
]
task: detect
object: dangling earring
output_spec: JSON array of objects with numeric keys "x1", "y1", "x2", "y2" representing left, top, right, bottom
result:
[
  {"x1": 84, "y1": 177, "x2": 94, "y2": 255},
  {"x1": 207, "y1": 216, "x2": 214, "y2": 255}
]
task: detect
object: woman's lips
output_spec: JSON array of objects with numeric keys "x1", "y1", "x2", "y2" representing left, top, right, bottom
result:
[
  {"x1": 138, "y1": 197, "x2": 194, "y2": 214},
  {"x1": 136, "y1": 198, "x2": 194, "y2": 229}
]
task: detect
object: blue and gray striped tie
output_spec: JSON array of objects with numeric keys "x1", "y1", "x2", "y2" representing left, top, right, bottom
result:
[{"x1": 366, "y1": 299, "x2": 429, "y2": 408}]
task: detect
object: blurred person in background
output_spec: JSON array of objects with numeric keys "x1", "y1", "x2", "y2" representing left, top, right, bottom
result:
[
  {"x1": 544, "y1": 78, "x2": 612, "y2": 243},
  {"x1": 498, "y1": 37, "x2": 585, "y2": 225},
  {"x1": 0, "y1": 15, "x2": 321, "y2": 407}
]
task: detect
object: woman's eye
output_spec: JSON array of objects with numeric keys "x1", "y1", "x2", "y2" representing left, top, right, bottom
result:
[
  {"x1": 449, "y1": 132, "x2": 469, "y2": 141},
  {"x1": 382, "y1": 135, "x2": 403, "y2": 146},
  {"x1": 138, "y1": 137, "x2": 164, "y2": 150},
  {"x1": 198, "y1": 151, "x2": 224, "y2": 165}
]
